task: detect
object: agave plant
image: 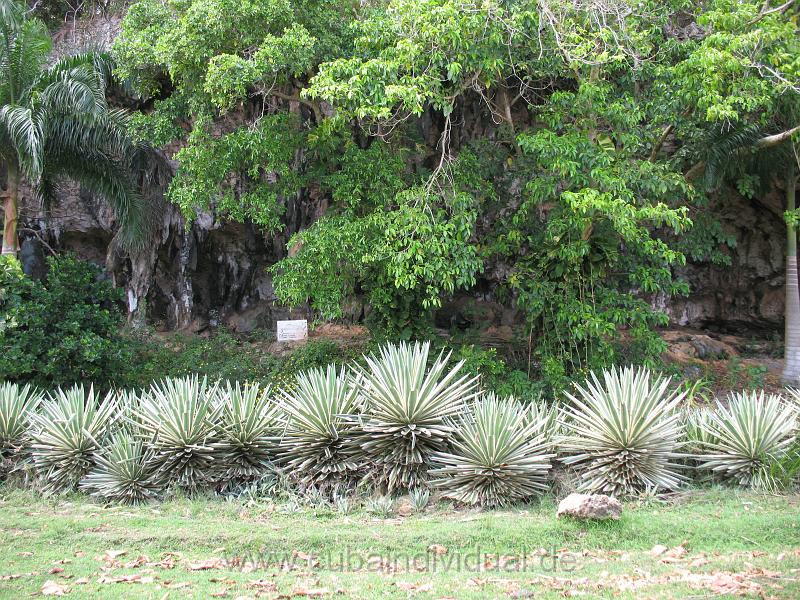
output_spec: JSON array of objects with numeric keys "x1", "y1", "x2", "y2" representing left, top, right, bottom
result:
[
  {"x1": 277, "y1": 365, "x2": 361, "y2": 491},
  {"x1": 431, "y1": 395, "x2": 554, "y2": 506},
  {"x1": 215, "y1": 381, "x2": 279, "y2": 487},
  {"x1": 80, "y1": 429, "x2": 162, "y2": 504},
  {"x1": 559, "y1": 366, "x2": 687, "y2": 496},
  {"x1": 695, "y1": 391, "x2": 798, "y2": 489},
  {"x1": 29, "y1": 385, "x2": 118, "y2": 493},
  {"x1": 138, "y1": 376, "x2": 221, "y2": 490},
  {"x1": 0, "y1": 382, "x2": 41, "y2": 457},
  {"x1": 352, "y1": 341, "x2": 480, "y2": 493}
]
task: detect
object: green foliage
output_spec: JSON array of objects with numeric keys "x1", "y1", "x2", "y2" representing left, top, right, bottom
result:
[
  {"x1": 431, "y1": 394, "x2": 554, "y2": 506},
  {"x1": 352, "y1": 341, "x2": 480, "y2": 493},
  {"x1": 560, "y1": 367, "x2": 688, "y2": 496},
  {"x1": 216, "y1": 381, "x2": 278, "y2": 486},
  {"x1": 138, "y1": 376, "x2": 222, "y2": 490},
  {"x1": 80, "y1": 429, "x2": 162, "y2": 505},
  {"x1": 168, "y1": 116, "x2": 301, "y2": 230},
  {"x1": 0, "y1": 0, "x2": 146, "y2": 251},
  {"x1": 695, "y1": 391, "x2": 798, "y2": 490},
  {"x1": 29, "y1": 385, "x2": 118, "y2": 494},
  {"x1": 0, "y1": 382, "x2": 41, "y2": 459},
  {"x1": 276, "y1": 365, "x2": 361, "y2": 492},
  {"x1": 0, "y1": 255, "x2": 130, "y2": 389}
]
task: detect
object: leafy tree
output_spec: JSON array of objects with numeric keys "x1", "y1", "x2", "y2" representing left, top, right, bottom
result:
[
  {"x1": 114, "y1": 0, "x2": 800, "y2": 387},
  {"x1": 0, "y1": 0, "x2": 145, "y2": 256},
  {"x1": 0, "y1": 254, "x2": 130, "y2": 388}
]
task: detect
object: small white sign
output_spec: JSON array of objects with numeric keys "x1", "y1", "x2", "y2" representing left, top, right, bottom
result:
[{"x1": 277, "y1": 319, "x2": 308, "y2": 342}]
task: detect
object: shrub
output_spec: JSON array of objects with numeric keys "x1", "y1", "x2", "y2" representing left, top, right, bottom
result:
[
  {"x1": 277, "y1": 365, "x2": 361, "y2": 492},
  {"x1": 352, "y1": 341, "x2": 480, "y2": 493},
  {"x1": 80, "y1": 429, "x2": 161, "y2": 504},
  {"x1": 559, "y1": 366, "x2": 687, "y2": 496},
  {"x1": 216, "y1": 381, "x2": 279, "y2": 487},
  {"x1": 138, "y1": 376, "x2": 221, "y2": 490},
  {"x1": 0, "y1": 254, "x2": 130, "y2": 389},
  {"x1": 29, "y1": 385, "x2": 118, "y2": 493},
  {"x1": 0, "y1": 382, "x2": 41, "y2": 457},
  {"x1": 123, "y1": 331, "x2": 283, "y2": 388},
  {"x1": 431, "y1": 394, "x2": 554, "y2": 506},
  {"x1": 695, "y1": 391, "x2": 798, "y2": 490}
]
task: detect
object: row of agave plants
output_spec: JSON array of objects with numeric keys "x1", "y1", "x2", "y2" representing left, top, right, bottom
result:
[{"x1": 1, "y1": 342, "x2": 799, "y2": 506}]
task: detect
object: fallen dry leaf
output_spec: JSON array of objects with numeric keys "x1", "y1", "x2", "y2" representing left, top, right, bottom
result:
[
  {"x1": 40, "y1": 580, "x2": 68, "y2": 596},
  {"x1": 395, "y1": 581, "x2": 434, "y2": 593},
  {"x1": 188, "y1": 558, "x2": 226, "y2": 571},
  {"x1": 249, "y1": 579, "x2": 278, "y2": 591},
  {"x1": 427, "y1": 544, "x2": 448, "y2": 555},
  {"x1": 650, "y1": 545, "x2": 668, "y2": 557},
  {"x1": 290, "y1": 587, "x2": 331, "y2": 596}
]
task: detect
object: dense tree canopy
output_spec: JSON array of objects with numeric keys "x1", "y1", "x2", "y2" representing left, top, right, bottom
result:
[{"x1": 114, "y1": 0, "x2": 800, "y2": 385}]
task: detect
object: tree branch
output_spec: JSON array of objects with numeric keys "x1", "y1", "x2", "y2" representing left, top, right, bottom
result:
[{"x1": 754, "y1": 124, "x2": 800, "y2": 148}]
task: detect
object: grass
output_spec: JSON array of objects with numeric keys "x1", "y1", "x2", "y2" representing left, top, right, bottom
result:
[{"x1": 0, "y1": 487, "x2": 799, "y2": 598}]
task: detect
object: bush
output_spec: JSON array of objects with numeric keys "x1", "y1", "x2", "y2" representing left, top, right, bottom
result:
[
  {"x1": 0, "y1": 255, "x2": 130, "y2": 389},
  {"x1": 559, "y1": 366, "x2": 687, "y2": 496},
  {"x1": 277, "y1": 365, "x2": 361, "y2": 492},
  {"x1": 352, "y1": 341, "x2": 480, "y2": 493},
  {"x1": 431, "y1": 394, "x2": 554, "y2": 506},
  {"x1": 29, "y1": 385, "x2": 118, "y2": 494},
  {"x1": 695, "y1": 391, "x2": 798, "y2": 490}
]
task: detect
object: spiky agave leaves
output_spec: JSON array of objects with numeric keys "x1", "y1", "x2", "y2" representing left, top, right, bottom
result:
[
  {"x1": 215, "y1": 381, "x2": 279, "y2": 488},
  {"x1": 0, "y1": 382, "x2": 42, "y2": 480},
  {"x1": 431, "y1": 395, "x2": 555, "y2": 507},
  {"x1": 29, "y1": 385, "x2": 118, "y2": 494},
  {"x1": 80, "y1": 429, "x2": 162, "y2": 504},
  {"x1": 695, "y1": 391, "x2": 798, "y2": 489},
  {"x1": 0, "y1": 382, "x2": 41, "y2": 460},
  {"x1": 352, "y1": 341, "x2": 480, "y2": 493},
  {"x1": 559, "y1": 367, "x2": 687, "y2": 497},
  {"x1": 138, "y1": 376, "x2": 221, "y2": 490},
  {"x1": 277, "y1": 365, "x2": 361, "y2": 492}
]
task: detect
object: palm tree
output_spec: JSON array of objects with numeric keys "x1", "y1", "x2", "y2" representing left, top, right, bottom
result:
[
  {"x1": 691, "y1": 118, "x2": 800, "y2": 385},
  {"x1": 0, "y1": 0, "x2": 145, "y2": 256}
]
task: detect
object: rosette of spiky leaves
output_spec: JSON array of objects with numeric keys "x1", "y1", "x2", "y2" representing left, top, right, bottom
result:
[
  {"x1": 523, "y1": 397, "x2": 559, "y2": 447},
  {"x1": 29, "y1": 385, "x2": 118, "y2": 494},
  {"x1": 215, "y1": 381, "x2": 279, "y2": 488},
  {"x1": 0, "y1": 382, "x2": 42, "y2": 480},
  {"x1": 559, "y1": 366, "x2": 687, "y2": 496},
  {"x1": 683, "y1": 407, "x2": 718, "y2": 455},
  {"x1": 431, "y1": 394, "x2": 555, "y2": 507},
  {"x1": 0, "y1": 382, "x2": 41, "y2": 459},
  {"x1": 352, "y1": 341, "x2": 480, "y2": 493},
  {"x1": 138, "y1": 376, "x2": 221, "y2": 490},
  {"x1": 80, "y1": 428, "x2": 162, "y2": 504},
  {"x1": 277, "y1": 365, "x2": 361, "y2": 492},
  {"x1": 695, "y1": 391, "x2": 798, "y2": 489}
]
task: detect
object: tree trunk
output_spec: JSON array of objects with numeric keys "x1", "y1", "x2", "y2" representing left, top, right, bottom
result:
[
  {"x1": 781, "y1": 165, "x2": 800, "y2": 386},
  {"x1": 2, "y1": 163, "x2": 20, "y2": 256}
]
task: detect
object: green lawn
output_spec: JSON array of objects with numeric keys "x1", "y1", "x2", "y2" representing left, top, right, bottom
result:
[{"x1": 1, "y1": 487, "x2": 799, "y2": 598}]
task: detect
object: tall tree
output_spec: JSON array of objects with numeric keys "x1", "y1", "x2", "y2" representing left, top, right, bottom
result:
[{"x1": 0, "y1": 0, "x2": 144, "y2": 256}]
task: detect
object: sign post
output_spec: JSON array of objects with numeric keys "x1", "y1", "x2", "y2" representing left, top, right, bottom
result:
[{"x1": 277, "y1": 319, "x2": 308, "y2": 342}]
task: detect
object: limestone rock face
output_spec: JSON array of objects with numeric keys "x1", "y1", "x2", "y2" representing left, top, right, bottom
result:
[{"x1": 557, "y1": 493, "x2": 623, "y2": 520}]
